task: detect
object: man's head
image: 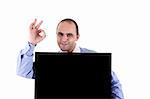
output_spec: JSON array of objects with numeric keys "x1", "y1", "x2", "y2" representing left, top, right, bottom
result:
[{"x1": 56, "y1": 18, "x2": 80, "y2": 52}]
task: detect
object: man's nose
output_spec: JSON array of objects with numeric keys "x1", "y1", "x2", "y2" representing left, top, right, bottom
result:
[{"x1": 61, "y1": 35, "x2": 68, "y2": 42}]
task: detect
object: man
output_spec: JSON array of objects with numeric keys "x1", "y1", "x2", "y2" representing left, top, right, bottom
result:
[{"x1": 16, "y1": 18, "x2": 124, "y2": 99}]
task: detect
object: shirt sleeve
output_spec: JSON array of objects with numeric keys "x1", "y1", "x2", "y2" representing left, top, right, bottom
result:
[
  {"x1": 16, "y1": 42, "x2": 36, "y2": 79},
  {"x1": 111, "y1": 71, "x2": 124, "y2": 99}
]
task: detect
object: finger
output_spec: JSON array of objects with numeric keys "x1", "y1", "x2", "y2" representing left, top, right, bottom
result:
[
  {"x1": 39, "y1": 29, "x2": 46, "y2": 39},
  {"x1": 35, "y1": 20, "x2": 43, "y2": 29},
  {"x1": 42, "y1": 30, "x2": 46, "y2": 38},
  {"x1": 30, "y1": 18, "x2": 37, "y2": 29},
  {"x1": 42, "y1": 32, "x2": 46, "y2": 39}
]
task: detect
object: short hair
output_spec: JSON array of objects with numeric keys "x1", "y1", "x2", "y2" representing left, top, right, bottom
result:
[{"x1": 57, "y1": 18, "x2": 79, "y2": 35}]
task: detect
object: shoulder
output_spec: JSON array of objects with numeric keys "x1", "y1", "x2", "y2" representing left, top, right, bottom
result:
[{"x1": 79, "y1": 47, "x2": 97, "y2": 53}]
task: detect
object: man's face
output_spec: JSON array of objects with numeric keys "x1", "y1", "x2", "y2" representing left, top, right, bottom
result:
[{"x1": 56, "y1": 21, "x2": 79, "y2": 52}]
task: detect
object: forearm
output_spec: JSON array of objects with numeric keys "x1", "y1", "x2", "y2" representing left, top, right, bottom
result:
[
  {"x1": 111, "y1": 71, "x2": 124, "y2": 99},
  {"x1": 16, "y1": 42, "x2": 35, "y2": 79}
]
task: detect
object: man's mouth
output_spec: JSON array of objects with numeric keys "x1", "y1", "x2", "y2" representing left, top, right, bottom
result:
[{"x1": 61, "y1": 43, "x2": 68, "y2": 46}]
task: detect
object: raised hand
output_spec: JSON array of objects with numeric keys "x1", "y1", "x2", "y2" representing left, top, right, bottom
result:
[{"x1": 29, "y1": 19, "x2": 46, "y2": 45}]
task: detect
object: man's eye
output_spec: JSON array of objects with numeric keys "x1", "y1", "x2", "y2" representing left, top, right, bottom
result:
[
  {"x1": 58, "y1": 32, "x2": 63, "y2": 36},
  {"x1": 67, "y1": 33, "x2": 73, "y2": 37}
]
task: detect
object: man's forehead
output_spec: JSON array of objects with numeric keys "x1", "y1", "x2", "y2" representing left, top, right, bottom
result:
[
  {"x1": 58, "y1": 22, "x2": 75, "y2": 28},
  {"x1": 57, "y1": 22, "x2": 76, "y2": 33}
]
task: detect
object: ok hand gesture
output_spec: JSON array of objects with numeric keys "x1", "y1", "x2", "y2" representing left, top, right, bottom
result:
[{"x1": 29, "y1": 19, "x2": 46, "y2": 45}]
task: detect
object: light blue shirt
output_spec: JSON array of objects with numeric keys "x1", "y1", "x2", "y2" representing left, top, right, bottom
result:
[{"x1": 16, "y1": 42, "x2": 124, "y2": 99}]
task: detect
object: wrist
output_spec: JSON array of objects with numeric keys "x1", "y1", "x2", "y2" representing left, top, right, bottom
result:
[
  {"x1": 28, "y1": 41, "x2": 37, "y2": 47},
  {"x1": 28, "y1": 41, "x2": 37, "y2": 46}
]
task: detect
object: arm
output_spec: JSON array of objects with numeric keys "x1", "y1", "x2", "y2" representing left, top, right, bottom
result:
[
  {"x1": 16, "y1": 19, "x2": 46, "y2": 79},
  {"x1": 111, "y1": 71, "x2": 124, "y2": 99},
  {"x1": 16, "y1": 42, "x2": 35, "y2": 79}
]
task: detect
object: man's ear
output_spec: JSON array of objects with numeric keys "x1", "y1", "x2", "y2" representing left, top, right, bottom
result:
[{"x1": 76, "y1": 34, "x2": 80, "y2": 40}]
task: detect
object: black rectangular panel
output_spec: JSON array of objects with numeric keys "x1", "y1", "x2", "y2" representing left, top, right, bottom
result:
[{"x1": 35, "y1": 52, "x2": 111, "y2": 99}]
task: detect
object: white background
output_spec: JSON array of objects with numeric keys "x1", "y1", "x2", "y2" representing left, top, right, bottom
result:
[{"x1": 0, "y1": 0, "x2": 149, "y2": 99}]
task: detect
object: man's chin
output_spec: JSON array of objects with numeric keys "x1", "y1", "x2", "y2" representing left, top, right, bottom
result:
[{"x1": 60, "y1": 48, "x2": 69, "y2": 52}]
